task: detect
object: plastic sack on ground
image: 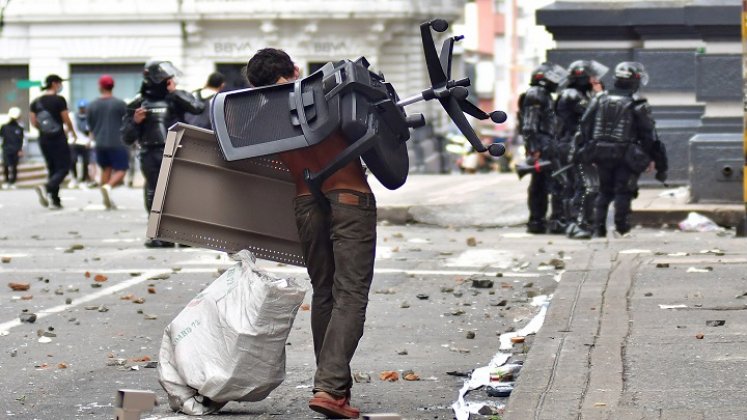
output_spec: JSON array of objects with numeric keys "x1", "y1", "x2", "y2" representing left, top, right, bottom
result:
[
  {"x1": 678, "y1": 212, "x2": 720, "y2": 232},
  {"x1": 158, "y1": 250, "x2": 310, "y2": 415}
]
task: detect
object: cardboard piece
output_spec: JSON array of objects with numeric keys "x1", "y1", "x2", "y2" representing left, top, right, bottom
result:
[
  {"x1": 147, "y1": 123, "x2": 304, "y2": 266},
  {"x1": 114, "y1": 389, "x2": 157, "y2": 420}
]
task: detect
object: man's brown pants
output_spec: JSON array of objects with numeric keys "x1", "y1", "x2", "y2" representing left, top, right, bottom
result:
[{"x1": 294, "y1": 189, "x2": 377, "y2": 397}]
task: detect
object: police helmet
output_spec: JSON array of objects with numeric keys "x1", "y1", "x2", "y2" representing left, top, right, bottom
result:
[
  {"x1": 530, "y1": 62, "x2": 569, "y2": 92},
  {"x1": 567, "y1": 60, "x2": 609, "y2": 87},
  {"x1": 613, "y1": 61, "x2": 649, "y2": 91},
  {"x1": 143, "y1": 60, "x2": 180, "y2": 85}
]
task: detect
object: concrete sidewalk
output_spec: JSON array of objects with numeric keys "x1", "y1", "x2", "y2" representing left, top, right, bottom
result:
[
  {"x1": 503, "y1": 231, "x2": 747, "y2": 420},
  {"x1": 371, "y1": 173, "x2": 745, "y2": 228}
]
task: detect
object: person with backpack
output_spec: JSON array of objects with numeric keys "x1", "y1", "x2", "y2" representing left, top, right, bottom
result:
[
  {"x1": 185, "y1": 72, "x2": 224, "y2": 129},
  {"x1": 30, "y1": 74, "x2": 78, "y2": 209}
]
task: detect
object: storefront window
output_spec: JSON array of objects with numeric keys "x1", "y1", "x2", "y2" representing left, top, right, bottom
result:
[
  {"x1": 0, "y1": 65, "x2": 30, "y2": 127},
  {"x1": 70, "y1": 64, "x2": 144, "y2": 108}
]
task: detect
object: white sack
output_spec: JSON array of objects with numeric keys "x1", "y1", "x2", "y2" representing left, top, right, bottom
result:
[{"x1": 158, "y1": 250, "x2": 309, "y2": 415}]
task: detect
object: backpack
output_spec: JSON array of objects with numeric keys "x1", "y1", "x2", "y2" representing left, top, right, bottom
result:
[{"x1": 35, "y1": 100, "x2": 63, "y2": 136}]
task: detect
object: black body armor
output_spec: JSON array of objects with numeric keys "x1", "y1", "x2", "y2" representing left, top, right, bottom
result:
[
  {"x1": 519, "y1": 85, "x2": 555, "y2": 156},
  {"x1": 122, "y1": 90, "x2": 205, "y2": 147}
]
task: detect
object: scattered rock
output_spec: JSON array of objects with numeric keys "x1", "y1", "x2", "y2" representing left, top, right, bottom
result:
[
  {"x1": 57, "y1": 363, "x2": 68, "y2": 369},
  {"x1": 466, "y1": 331, "x2": 476, "y2": 339},
  {"x1": 84, "y1": 306, "x2": 98, "y2": 310},
  {"x1": 300, "y1": 303, "x2": 311, "y2": 311},
  {"x1": 132, "y1": 297, "x2": 146, "y2": 304},
  {"x1": 143, "y1": 313, "x2": 158, "y2": 320},
  {"x1": 94, "y1": 274, "x2": 108, "y2": 282},
  {"x1": 440, "y1": 287, "x2": 454, "y2": 293},
  {"x1": 524, "y1": 282, "x2": 534, "y2": 288},
  {"x1": 548, "y1": 258, "x2": 565, "y2": 270},
  {"x1": 466, "y1": 237, "x2": 477, "y2": 247},
  {"x1": 19, "y1": 312, "x2": 37, "y2": 323},
  {"x1": 453, "y1": 291, "x2": 463, "y2": 298},
  {"x1": 471, "y1": 279, "x2": 494, "y2": 289},
  {"x1": 65, "y1": 298, "x2": 72, "y2": 304},
  {"x1": 374, "y1": 288, "x2": 396, "y2": 295},
  {"x1": 21, "y1": 295, "x2": 33, "y2": 301},
  {"x1": 644, "y1": 292, "x2": 653, "y2": 297},
  {"x1": 353, "y1": 372, "x2": 371, "y2": 383},
  {"x1": 38, "y1": 336, "x2": 52, "y2": 344},
  {"x1": 84, "y1": 271, "x2": 91, "y2": 278},
  {"x1": 97, "y1": 305, "x2": 109, "y2": 313},
  {"x1": 1, "y1": 256, "x2": 11, "y2": 263},
  {"x1": 144, "y1": 361, "x2": 159, "y2": 368},
  {"x1": 706, "y1": 320, "x2": 726, "y2": 327},
  {"x1": 151, "y1": 273, "x2": 171, "y2": 280},
  {"x1": 130, "y1": 355, "x2": 151, "y2": 363},
  {"x1": 416, "y1": 293, "x2": 429, "y2": 300},
  {"x1": 396, "y1": 349, "x2": 408, "y2": 356},
  {"x1": 147, "y1": 287, "x2": 157, "y2": 294},
  {"x1": 90, "y1": 283, "x2": 102, "y2": 288},
  {"x1": 10, "y1": 348, "x2": 17, "y2": 357},
  {"x1": 8, "y1": 282, "x2": 30, "y2": 291},
  {"x1": 400, "y1": 301, "x2": 411, "y2": 309},
  {"x1": 450, "y1": 309, "x2": 466, "y2": 316},
  {"x1": 656, "y1": 263, "x2": 670, "y2": 268},
  {"x1": 403, "y1": 370, "x2": 420, "y2": 381},
  {"x1": 54, "y1": 287, "x2": 64, "y2": 295},
  {"x1": 695, "y1": 333, "x2": 705, "y2": 340},
  {"x1": 449, "y1": 347, "x2": 470, "y2": 354},
  {"x1": 511, "y1": 336, "x2": 525, "y2": 344},
  {"x1": 379, "y1": 371, "x2": 399, "y2": 382}
]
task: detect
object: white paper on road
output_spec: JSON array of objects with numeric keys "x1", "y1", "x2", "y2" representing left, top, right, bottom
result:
[
  {"x1": 452, "y1": 295, "x2": 552, "y2": 420},
  {"x1": 686, "y1": 267, "x2": 713, "y2": 273},
  {"x1": 619, "y1": 249, "x2": 652, "y2": 254},
  {"x1": 659, "y1": 304, "x2": 688, "y2": 309}
]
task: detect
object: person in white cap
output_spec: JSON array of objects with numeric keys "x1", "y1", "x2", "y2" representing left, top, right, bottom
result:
[{"x1": 1, "y1": 107, "x2": 24, "y2": 189}]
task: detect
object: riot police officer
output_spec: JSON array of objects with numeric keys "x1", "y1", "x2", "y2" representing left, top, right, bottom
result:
[
  {"x1": 556, "y1": 60, "x2": 608, "y2": 239},
  {"x1": 518, "y1": 62, "x2": 568, "y2": 234},
  {"x1": 577, "y1": 62, "x2": 667, "y2": 237},
  {"x1": 122, "y1": 60, "x2": 205, "y2": 247}
]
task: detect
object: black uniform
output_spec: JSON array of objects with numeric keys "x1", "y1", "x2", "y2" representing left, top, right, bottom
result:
[
  {"x1": 578, "y1": 90, "x2": 667, "y2": 235},
  {"x1": 122, "y1": 90, "x2": 204, "y2": 214},
  {"x1": 1, "y1": 119, "x2": 24, "y2": 185},
  {"x1": 519, "y1": 85, "x2": 562, "y2": 233},
  {"x1": 556, "y1": 86, "x2": 597, "y2": 237}
]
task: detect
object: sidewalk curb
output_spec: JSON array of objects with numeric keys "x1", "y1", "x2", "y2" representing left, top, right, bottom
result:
[{"x1": 632, "y1": 208, "x2": 745, "y2": 228}]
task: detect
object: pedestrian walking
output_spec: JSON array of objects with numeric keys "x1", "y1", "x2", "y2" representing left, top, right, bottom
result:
[
  {"x1": 1, "y1": 107, "x2": 24, "y2": 189},
  {"x1": 69, "y1": 99, "x2": 92, "y2": 188},
  {"x1": 245, "y1": 48, "x2": 376, "y2": 419},
  {"x1": 576, "y1": 62, "x2": 668, "y2": 236},
  {"x1": 87, "y1": 74, "x2": 128, "y2": 209},
  {"x1": 30, "y1": 74, "x2": 77, "y2": 209},
  {"x1": 517, "y1": 62, "x2": 568, "y2": 234},
  {"x1": 185, "y1": 71, "x2": 224, "y2": 129},
  {"x1": 121, "y1": 61, "x2": 204, "y2": 247}
]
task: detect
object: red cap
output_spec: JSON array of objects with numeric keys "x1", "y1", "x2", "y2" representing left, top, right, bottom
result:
[{"x1": 99, "y1": 74, "x2": 115, "y2": 90}]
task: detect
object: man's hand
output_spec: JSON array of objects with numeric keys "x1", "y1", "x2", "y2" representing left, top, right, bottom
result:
[
  {"x1": 18, "y1": 150, "x2": 24, "y2": 157},
  {"x1": 645, "y1": 161, "x2": 655, "y2": 173},
  {"x1": 133, "y1": 107, "x2": 147, "y2": 124}
]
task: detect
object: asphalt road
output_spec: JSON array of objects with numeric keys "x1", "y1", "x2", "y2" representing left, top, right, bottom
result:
[{"x1": 0, "y1": 187, "x2": 586, "y2": 420}]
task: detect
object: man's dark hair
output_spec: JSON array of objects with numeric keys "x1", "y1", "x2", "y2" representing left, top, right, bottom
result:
[
  {"x1": 206, "y1": 72, "x2": 225, "y2": 89},
  {"x1": 245, "y1": 48, "x2": 295, "y2": 87}
]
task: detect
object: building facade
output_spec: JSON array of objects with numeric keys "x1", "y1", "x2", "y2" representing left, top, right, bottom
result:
[{"x1": 0, "y1": 0, "x2": 468, "y2": 171}]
